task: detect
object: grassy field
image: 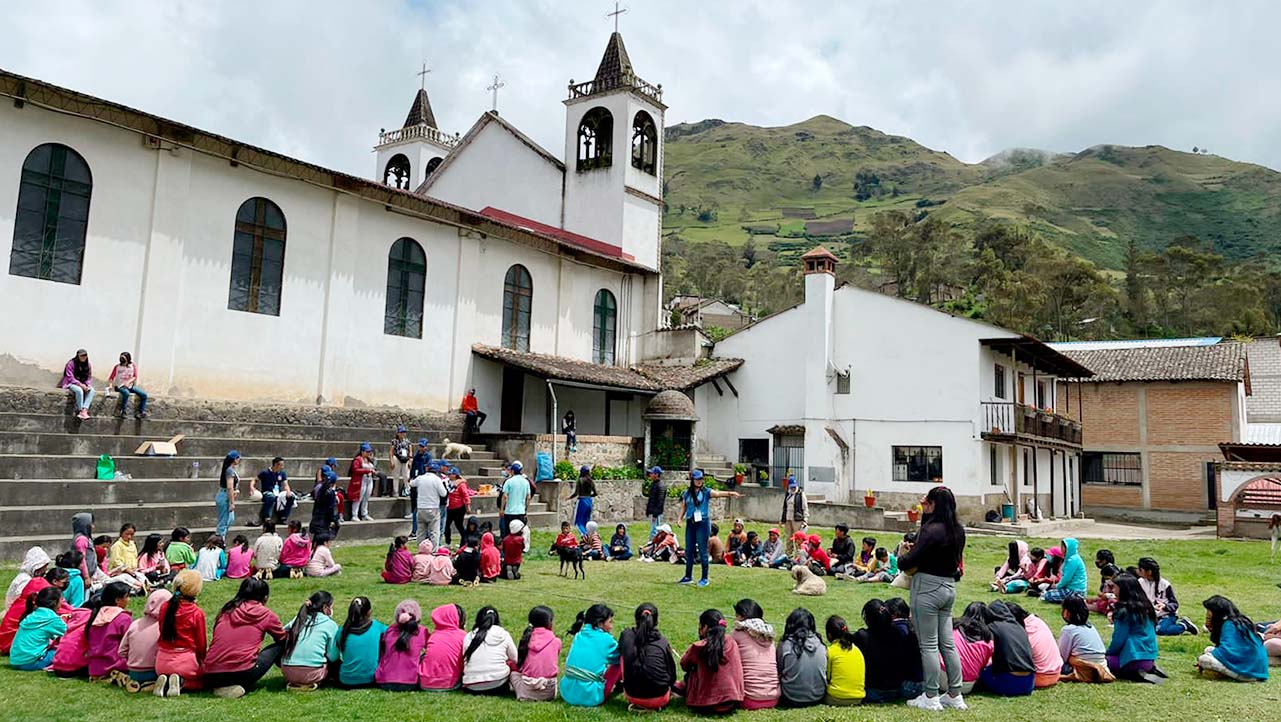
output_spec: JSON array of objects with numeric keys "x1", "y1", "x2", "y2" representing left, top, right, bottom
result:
[{"x1": 2, "y1": 528, "x2": 1279, "y2": 721}]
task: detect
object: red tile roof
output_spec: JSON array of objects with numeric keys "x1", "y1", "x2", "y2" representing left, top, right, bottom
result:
[{"x1": 478, "y1": 207, "x2": 631, "y2": 261}]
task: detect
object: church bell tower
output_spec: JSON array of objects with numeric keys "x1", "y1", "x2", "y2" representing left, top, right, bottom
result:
[
  {"x1": 562, "y1": 32, "x2": 666, "y2": 269},
  {"x1": 374, "y1": 82, "x2": 458, "y2": 192}
]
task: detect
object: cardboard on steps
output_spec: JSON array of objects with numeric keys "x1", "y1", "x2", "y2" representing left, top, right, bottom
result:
[{"x1": 134, "y1": 434, "x2": 185, "y2": 457}]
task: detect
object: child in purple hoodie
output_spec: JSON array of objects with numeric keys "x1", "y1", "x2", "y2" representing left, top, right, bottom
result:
[
  {"x1": 511, "y1": 606, "x2": 561, "y2": 701},
  {"x1": 86, "y1": 582, "x2": 133, "y2": 681},
  {"x1": 376, "y1": 600, "x2": 429, "y2": 691}
]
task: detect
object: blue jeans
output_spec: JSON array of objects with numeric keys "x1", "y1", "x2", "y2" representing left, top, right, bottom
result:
[
  {"x1": 12, "y1": 649, "x2": 56, "y2": 671},
  {"x1": 216, "y1": 489, "x2": 233, "y2": 537},
  {"x1": 864, "y1": 681, "x2": 924, "y2": 704},
  {"x1": 260, "y1": 492, "x2": 294, "y2": 523},
  {"x1": 1156, "y1": 614, "x2": 1186, "y2": 635},
  {"x1": 977, "y1": 668, "x2": 1034, "y2": 696},
  {"x1": 68, "y1": 384, "x2": 95, "y2": 410},
  {"x1": 116, "y1": 386, "x2": 148, "y2": 414},
  {"x1": 1041, "y1": 588, "x2": 1083, "y2": 604},
  {"x1": 648, "y1": 514, "x2": 663, "y2": 540},
  {"x1": 439, "y1": 503, "x2": 448, "y2": 539},
  {"x1": 684, "y1": 518, "x2": 710, "y2": 581},
  {"x1": 574, "y1": 497, "x2": 594, "y2": 535}
]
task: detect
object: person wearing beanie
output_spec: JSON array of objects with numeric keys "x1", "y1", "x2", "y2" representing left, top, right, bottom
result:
[
  {"x1": 570, "y1": 465, "x2": 597, "y2": 535},
  {"x1": 155, "y1": 570, "x2": 206, "y2": 697},
  {"x1": 582, "y1": 521, "x2": 606, "y2": 561},
  {"x1": 376, "y1": 600, "x2": 428, "y2": 690}
]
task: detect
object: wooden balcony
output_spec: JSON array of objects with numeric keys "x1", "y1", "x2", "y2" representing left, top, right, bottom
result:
[{"x1": 981, "y1": 402, "x2": 1082, "y2": 448}]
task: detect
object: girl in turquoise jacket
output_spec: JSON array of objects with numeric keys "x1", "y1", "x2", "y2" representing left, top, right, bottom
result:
[
  {"x1": 10, "y1": 587, "x2": 67, "y2": 670},
  {"x1": 560, "y1": 604, "x2": 620, "y2": 706},
  {"x1": 1042, "y1": 538, "x2": 1087, "y2": 604},
  {"x1": 1105, "y1": 574, "x2": 1160, "y2": 681}
]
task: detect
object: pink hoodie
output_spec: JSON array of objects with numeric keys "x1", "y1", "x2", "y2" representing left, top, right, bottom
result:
[
  {"x1": 87, "y1": 606, "x2": 132, "y2": 676},
  {"x1": 426, "y1": 548, "x2": 455, "y2": 586},
  {"x1": 50, "y1": 608, "x2": 93, "y2": 674},
  {"x1": 382, "y1": 546, "x2": 415, "y2": 585},
  {"x1": 517, "y1": 626, "x2": 562, "y2": 680},
  {"x1": 279, "y1": 533, "x2": 311, "y2": 568},
  {"x1": 418, "y1": 604, "x2": 466, "y2": 690},
  {"x1": 411, "y1": 539, "x2": 434, "y2": 583},
  {"x1": 376, "y1": 600, "x2": 428, "y2": 686},
  {"x1": 479, "y1": 533, "x2": 501, "y2": 580},
  {"x1": 118, "y1": 589, "x2": 171, "y2": 671}
]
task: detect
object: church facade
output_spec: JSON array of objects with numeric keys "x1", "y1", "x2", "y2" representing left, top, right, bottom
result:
[{"x1": 0, "y1": 33, "x2": 677, "y2": 428}]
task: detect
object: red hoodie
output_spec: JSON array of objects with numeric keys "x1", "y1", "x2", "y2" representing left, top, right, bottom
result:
[
  {"x1": 158, "y1": 599, "x2": 208, "y2": 663},
  {"x1": 807, "y1": 545, "x2": 832, "y2": 571},
  {"x1": 480, "y1": 533, "x2": 501, "y2": 579},
  {"x1": 0, "y1": 578, "x2": 72, "y2": 653},
  {"x1": 501, "y1": 534, "x2": 524, "y2": 566},
  {"x1": 447, "y1": 481, "x2": 473, "y2": 510},
  {"x1": 203, "y1": 600, "x2": 287, "y2": 674}
]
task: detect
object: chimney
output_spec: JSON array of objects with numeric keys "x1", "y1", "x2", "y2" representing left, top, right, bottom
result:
[{"x1": 800, "y1": 246, "x2": 838, "y2": 491}]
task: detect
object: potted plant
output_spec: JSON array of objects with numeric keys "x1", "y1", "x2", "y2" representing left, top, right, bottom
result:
[
  {"x1": 907, "y1": 503, "x2": 922, "y2": 523},
  {"x1": 864, "y1": 490, "x2": 877, "y2": 509},
  {"x1": 733, "y1": 464, "x2": 747, "y2": 485},
  {"x1": 757, "y1": 469, "x2": 769, "y2": 487}
]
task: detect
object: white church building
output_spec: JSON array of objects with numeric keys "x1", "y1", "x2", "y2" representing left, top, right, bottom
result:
[
  {"x1": 0, "y1": 32, "x2": 734, "y2": 435},
  {"x1": 695, "y1": 247, "x2": 1094, "y2": 518}
]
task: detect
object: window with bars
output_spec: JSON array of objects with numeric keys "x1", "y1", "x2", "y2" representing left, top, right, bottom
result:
[
  {"x1": 228, "y1": 197, "x2": 286, "y2": 315},
  {"x1": 384, "y1": 237, "x2": 426, "y2": 338},
  {"x1": 1081, "y1": 451, "x2": 1142, "y2": 486},
  {"x1": 892, "y1": 445, "x2": 943, "y2": 482},
  {"x1": 577, "y1": 107, "x2": 613, "y2": 171},
  {"x1": 631, "y1": 110, "x2": 657, "y2": 175},
  {"x1": 502, "y1": 264, "x2": 532, "y2": 351},
  {"x1": 9, "y1": 143, "x2": 92, "y2": 285},
  {"x1": 593, "y1": 289, "x2": 617, "y2": 364}
]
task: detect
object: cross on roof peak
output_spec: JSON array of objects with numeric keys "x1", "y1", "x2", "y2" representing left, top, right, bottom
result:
[
  {"x1": 417, "y1": 61, "x2": 432, "y2": 91},
  {"x1": 607, "y1": 1, "x2": 628, "y2": 33},
  {"x1": 486, "y1": 73, "x2": 506, "y2": 112}
]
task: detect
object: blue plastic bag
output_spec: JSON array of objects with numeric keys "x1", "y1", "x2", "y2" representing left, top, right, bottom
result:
[{"x1": 535, "y1": 451, "x2": 554, "y2": 482}]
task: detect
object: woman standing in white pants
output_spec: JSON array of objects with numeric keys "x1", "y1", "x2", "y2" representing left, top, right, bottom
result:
[{"x1": 896, "y1": 485, "x2": 968, "y2": 712}]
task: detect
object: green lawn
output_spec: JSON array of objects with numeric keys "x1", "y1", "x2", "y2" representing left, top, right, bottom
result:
[{"x1": 2, "y1": 529, "x2": 1279, "y2": 721}]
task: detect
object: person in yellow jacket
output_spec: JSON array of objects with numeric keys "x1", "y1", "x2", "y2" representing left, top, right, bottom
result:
[
  {"x1": 108, "y1": 523, "x2": 140, "y2": 574},
  {"x1": 824, "y1": 615, "x2": 866, "y2": 706}
]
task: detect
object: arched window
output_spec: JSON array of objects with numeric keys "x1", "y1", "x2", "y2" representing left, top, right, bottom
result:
[
  {"x1": 424, "y1": 156, "x2": 444, "y2": 177},
  {"x1": 502, "y1": 264, "x2": 533, "y2": 351},
  {"x1": 9, "y1": 143, "x2": 92, "y2": 284},
  {"x1": 576, "y1": 107, "x2": 613, "y2": 172},
  {"x1": 228, "y1": 197, "x2": 287, "y2": 316},
  {"x1": 593, "y1": 289, "x2": 617, "y2": 365},
  {"x1": 384, "y1": 154, "x2": 411, "y2": 189},
  {"x1": 631, "y1": 110, "x2": 657, "y2": 175},
  {"x1": 384, "y1": 237, "x2": 427, "y2": 338}
]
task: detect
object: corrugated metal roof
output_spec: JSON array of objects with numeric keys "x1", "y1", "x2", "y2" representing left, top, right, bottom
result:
[
  {"x1": 1246, "y1": 423, "x2": 1281, "y2": 445},
  {"x1": 1049, "y1": 337, "x2": 1221, "y2": 352}
]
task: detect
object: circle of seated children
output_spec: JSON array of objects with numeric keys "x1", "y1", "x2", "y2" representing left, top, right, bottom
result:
[{"x1": 3, "y1": 527, "x2": 1274, "y2": 705}]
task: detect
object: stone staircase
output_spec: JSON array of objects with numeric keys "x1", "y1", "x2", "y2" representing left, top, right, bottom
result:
[
  {"x1": 0, "y1": 402, "x2": 557, "y2": 561},
  {"x1": 694, "y1": 452, "x2": 736, "y2": 482}
]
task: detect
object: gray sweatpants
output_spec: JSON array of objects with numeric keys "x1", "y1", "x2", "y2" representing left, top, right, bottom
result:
[
  {"x1": 910, "y1": 572, "x2": 964, "y2": 697},
  {"x1": 418, "y1": 508, "x2": 441, "y2": 547}
]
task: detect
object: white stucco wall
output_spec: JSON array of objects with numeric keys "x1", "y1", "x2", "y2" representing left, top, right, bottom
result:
[
  {"x1": 424, "y1": 119, "x2": 564, "y2": 228},
  {"x1": 0, "y1": 100, "x2": 653, "y2": 411}
]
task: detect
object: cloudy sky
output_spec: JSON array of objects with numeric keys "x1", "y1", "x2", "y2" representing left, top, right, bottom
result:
[{"x1": 5, "y1": 1, "x2": 1279, "y2": 176}]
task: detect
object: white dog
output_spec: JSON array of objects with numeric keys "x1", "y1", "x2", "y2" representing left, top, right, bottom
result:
[{"x1": 441, "y1": 438, "x2": 472, "y2": 460}]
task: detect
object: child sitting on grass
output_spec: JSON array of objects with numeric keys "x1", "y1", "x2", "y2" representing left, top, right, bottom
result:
[
  {"x1": 549, "y1": 521, "x2": 578, "y2": 555},
  {"x1": 251, "y1": 520, "x2": 282, "y2": 580},
  {"x1": 225, "y1": 535, "x2": 252, "y2": 580},
  {"x1": 9, "y1": 587, "x2": 66, "y2": 671},
  {"x1": 1057, "y1": 596, "x2": 1114, "y2": 683},
  {"x1": 461, "y1": 606, "x2": 517, "y2": 694},
  {"x1": 278, "y1": 521, "x2": 311, "y2": 579},
  {"x1": 155, "y1": 570, "x2": 206, "y2": 696},
  {"x1": 511, "y1": 606, "x2": 561, "y2": 702},
  {"x1": 560, "y1": 604, "x2": 620, "y2": 707},
  {"x1": 707, "y1": 524, "x2": 726, "y2": 565},
  {"x1": 580, "y1": 522, "x2": 606, "y2": 561},
  {"x1": 824, "y1": 615, "x2": 866, "y2": 706},
  {"x1": 853, "y1": 547, "x2": 898, "y2": 584},
  {"x1": 609, "y1": 524, "x2": 634, "y2": 562},
  {"x1": 305, "y1": 532, "x2": 342, "y2": 578},
  {"x1": 991, "y1": 540, "x2": 1032, "y2": 593},
  {"x1": 202, "y1": 578, "x2": 288, "y2": 698},
  {"x1": 723, "y1": 520, "x2": 748, "y2": 566},
  {"x1": 375, "y1": 600, "x2": 427, "y2": 691},
  {"x1": 732, "y1": 530, "x2": 761, "y2": 567},
  {"x1": 337, "y1": 597, "x2": 387, "y2": 689},
  {"x1": 641, "y1": 525, "x2": 681, "y2": 563},
  {"x1": 678, "y1": 609, "x2": 744, "y2": 714},
  {"x1": 1137, "y1": 557, "x2": 1198, "y2": 636},
  {"x1": 1106, "y1": 574, "x2": 1163, "y2": 683},
  {"x1": 1008, "y1": 602, "x2": 1063, "y2": 688},
  {"x1": 86, "y1": 581, "x2": 132, "y2": 682},
  {"x1": 419, "y1": 603, "x2": 467, "y2": 691},
  {"x1": 194, "y1": 534, "x2": 227, "y2": 582},
  {"x1": 620, "y1": 603, "x2": 677, "y2": 711},
  {"x1": 1197, "y1": 595, "x2": 1269, "y2": 682},
  {"x1": 427, "y1": 546, "x2": 455, "y2": 586},
  {"x1": 118, "y1": 589, "x2": 171, "y2": 692},
  {"x1": 757, "y1": 528, "x2": 788, "y2": 569},
  {"x1": 1087, "y1": 563, "x2": 1120, "y2": 617},
  {"x1": 382, "y1": 536, "x2": 414, "y2": 584},
  {"x1": 280, "y1": 591, "x2": 340, "y2": 690},
  {"x1": 478, "y1": 533, "x2": 501, "y2": 583},
  {"x1": 164, "y1": 528, "x2": 196, "y2": 573}
]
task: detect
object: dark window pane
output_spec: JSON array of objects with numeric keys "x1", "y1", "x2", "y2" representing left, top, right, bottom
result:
[
  {"x1": 384, "y1": 237, "x2": 426, "y2": 338},
  {"x1": 227, "y1": 197, "x2": 286, "y2": 315},
  {"x1": 9, "y1": 144, "x2": 92, "y2": 285}
]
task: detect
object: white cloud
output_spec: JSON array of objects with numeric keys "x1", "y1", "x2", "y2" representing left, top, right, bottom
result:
[{"x1": 3, "y1": 0, "x2": 1279, "y2": 175}]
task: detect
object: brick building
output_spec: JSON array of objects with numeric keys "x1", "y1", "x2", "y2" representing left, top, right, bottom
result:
[{"x1": 1052, "y1": 340, "x2": 1247, "y2": 522}]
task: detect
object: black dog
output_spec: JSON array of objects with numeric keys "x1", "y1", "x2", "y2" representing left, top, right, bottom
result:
[{"x1": 558, "y1": 546, "x2": 585, "y2": 580}]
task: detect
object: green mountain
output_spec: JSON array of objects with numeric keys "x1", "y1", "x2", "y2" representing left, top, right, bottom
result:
[{"x1": 662, "y1": 116, "x2": 1281, "y2": 269}]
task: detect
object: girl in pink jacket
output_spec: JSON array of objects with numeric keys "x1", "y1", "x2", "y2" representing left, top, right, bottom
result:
[
  {"x1": 426, "y1": 547, "x2": 456, "y2": 586},
  {"x1": 511, "y1": 605, "x2": 561, "y2": 701},
  {"x1": 375, "y1": 600, "x2": 429, "y2": 691},
  {"x1": 117, "y1": 589, "x2": 172, "y2": 691},
  {"x1": 419, "y1": 604, "x2": 466, "y2": 690}
]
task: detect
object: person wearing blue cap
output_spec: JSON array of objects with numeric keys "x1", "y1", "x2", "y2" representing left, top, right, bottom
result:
[
  {"x1": 390, "y1": 425, "x2": 412, "y2": 499},
  {"x1": 569, "y1": 465, "x2": 597, "y2": 536},
  {"x1": 500, "y1": 461, "x2": 532, "y2": 548},
  {"x1": 781, "y1": 475, "x2": 809, "y2": 557},
  {"x1": 676, "y1": 469, "x2": 742, "y2": 588},
  {"x1": 215, "y1": 451, "x2": 242, "y2": 537},
  {"x1": 645, "y1": 466, "x2": 666, "y2": 540},
  {"x1": 410, "y1": 461, "x2": 449, "y2": 547},
  {"x1": 349, "y1": 442, "x2": 377, "y2": 522},
  {"x1": 310, "y1": 459, "x2": 341, "y2": 539},
  {"x1": 406, "y1": 439, "x2": 432, "y2": 534}
]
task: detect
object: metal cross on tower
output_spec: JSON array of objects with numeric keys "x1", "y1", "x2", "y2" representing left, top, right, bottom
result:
[
  {"x1": 607, "y1": 1, "x2": 628, "y2": 33},
  {"x1": 417, "y1": 62, "x2": 431, "y2": 90},
  {"x1": 487, "y1": 74, "x2": 506, "y2": 112}
]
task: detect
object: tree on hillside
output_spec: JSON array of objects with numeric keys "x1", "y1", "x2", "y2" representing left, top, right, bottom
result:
[
  {"x1": 853, "y1": 170, "x2": 882, "y2": 201},
  {"x1": 1140, "y1": 237, "x2": 1223, "y2": 335},
  {"x1": 742, "y1": 238, "x2": 758, "y2": 268},
  {"x1": 1123, "y1": 238, "x2": 1152, "y2": 333},
  {"x1": 812, "y1": 174, "x2": 823, "y2": 192},
  {"x1": 866, "y1": 211, "x2": 969, "y2": 304}
]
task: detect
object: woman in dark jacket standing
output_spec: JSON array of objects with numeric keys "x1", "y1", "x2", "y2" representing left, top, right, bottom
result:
[
  {"x1": 896, "y1": 486, "x2": 967, "y2": 712},
  {"x1": 644, "y1": 466, "x2": 666, "y2": 540}
]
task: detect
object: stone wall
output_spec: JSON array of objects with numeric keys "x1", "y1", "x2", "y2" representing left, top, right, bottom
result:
[
  {"x1": 537, "y1": 434, "x2": 641, "y2": 470},
  {"x1": 0, "y1": 384, "x2": 463, "y2": 430}
]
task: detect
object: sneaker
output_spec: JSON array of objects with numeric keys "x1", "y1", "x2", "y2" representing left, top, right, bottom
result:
[
  {"x1": 676, "y1": 576, "x2": 694, "y2": 585},
  {"x1": 697, "y1": 578, "x2": 710, "y2": 588},
  {"x1": 907, "y1": 693, "x2": 944, "y2": 712},
  {"x1": 153, "y1": 674, "x2": 168, "y2": 697},
  {"x1": 167, "y1": 675, "x2": 182, "y2": 697},
  {"x1": 135, "y1": 411, "x2": 149, "y2": 419},
  {"x1": 213, "y1": 685, "x2": 246, "y2": 699},
  {"x1": 402, "y1": 514, "x2": 413, "y2": 520},
  {"x1": 287, "y1": 683, "x2": 319, "y2": 692},
  {"x1": 77, "y1": 409, "x2": 90, "y2": 420},
  {"x1": 1180, "y1": 616, "x2": 1200, "y2": 635},
  {"x1": 940, "y1": 693, "x2": 968, "y2": 710}
]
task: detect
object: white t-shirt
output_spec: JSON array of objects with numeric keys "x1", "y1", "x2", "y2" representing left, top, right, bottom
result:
[{"x1": 412, "y1": 472, "x2": 448, "y2": 510}]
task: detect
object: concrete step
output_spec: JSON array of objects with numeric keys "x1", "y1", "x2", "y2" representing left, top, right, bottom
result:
[
  {"x1": 0, "y1": 412, "x2": 461, "y2": 444},
  {"x1": 0, "y1": 453, "x2": 507, "y2": 482},
  {"x1": 0, "y1": 430, "x2": 494, "y2": 460},
  {"x1": 0, "y1": 508, "x2": 560, "y2": 561},
  {"x1": 0, "y1": 494, "x2": 549, "y2": 537},
  {"x1": 0, "y1": 478, "x2": 515, "y2": 507}
]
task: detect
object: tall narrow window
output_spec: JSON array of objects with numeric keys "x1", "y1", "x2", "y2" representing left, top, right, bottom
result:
[
  {"x1": 993, "y1": 364, "x2": 1006, "y2": 399},
  {"x1": 593, "y1": 289, "x2": 617, "y2": 364},
  {"x1": 384, "y1": 237, "x2": 426, "y2": 338},
  {"x1": 631, "y1": 110, "x2": 657, "y2": 175},
  {"x1": 384, "y1": 154, "x2": 411, "y2": 189},
  {"x1": 576, "y1": 107, "x2": 613, "y2": 171},
  {"x1": 502, "y1": 264, "x2": 533, "y2": 351},
  {"x1": 9, "y1": 143, "x2": 92, "y2": 284},
  {"x1": 228, "y1": 197, "x2": 287, "y2": 316}
]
